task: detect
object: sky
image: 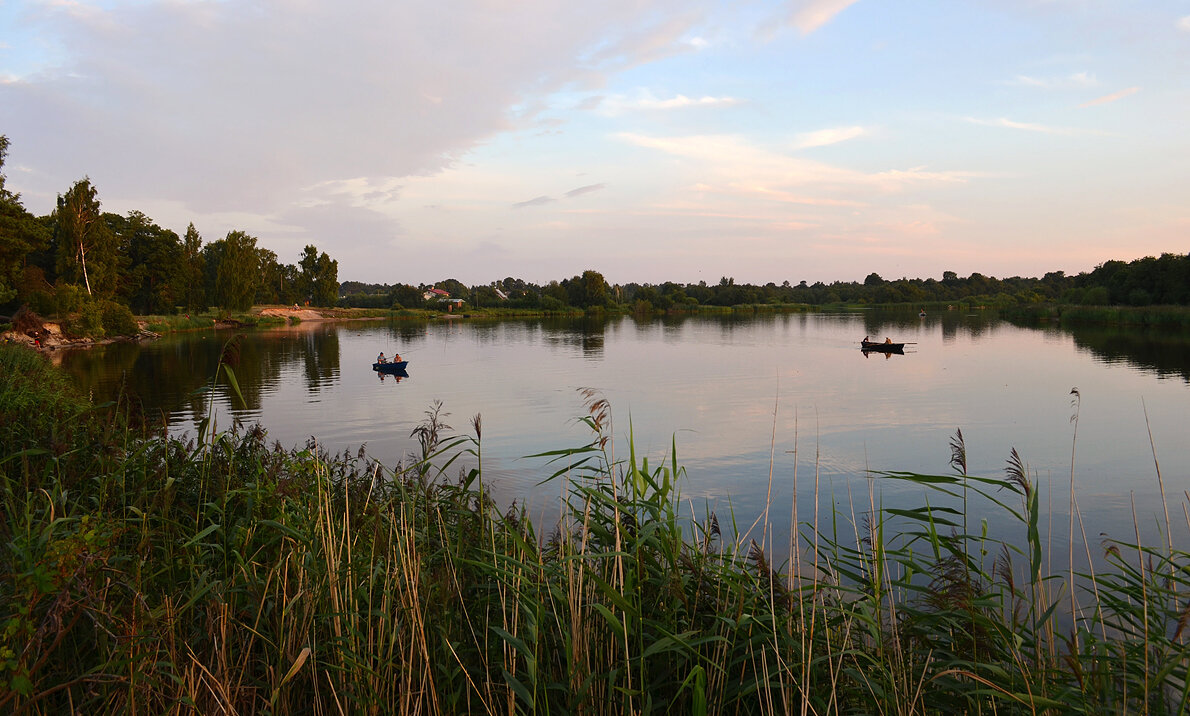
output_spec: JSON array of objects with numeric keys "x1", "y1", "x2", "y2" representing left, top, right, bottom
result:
[{"x1": 1, "y1": 0, "x2": 1187, "y2": 287}]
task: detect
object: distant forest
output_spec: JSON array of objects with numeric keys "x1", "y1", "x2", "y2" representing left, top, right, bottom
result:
[{"x1": 339, "y1": 254, "x2": 1190, "y2": 313}]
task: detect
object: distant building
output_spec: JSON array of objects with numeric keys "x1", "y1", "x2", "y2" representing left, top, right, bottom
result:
[
  {"x1": 494, "y1": 288, "x2": 508, "y2": 300},
  {"x1": 423, "y1": 288, "x2": 452, "y2": 301}
]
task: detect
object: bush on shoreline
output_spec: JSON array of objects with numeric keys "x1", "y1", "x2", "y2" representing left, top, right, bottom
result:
[{"x1": 0, "y1": 343, "x2": 1186, "y2": 714}]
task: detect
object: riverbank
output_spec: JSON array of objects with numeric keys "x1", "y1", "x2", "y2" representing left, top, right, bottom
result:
[
  {"x1": 0, "y1": 311, "x2": 159, "y2": 351},
  {"x1": 1000, "y1": 302, "x2": 1190, "y2": 329},
  {"x1": 0, "y1": 305, "x2": 400, "y2": 352},
  {"x1": 1, "y1": 341, "x2": 1186, "y2": 713}
]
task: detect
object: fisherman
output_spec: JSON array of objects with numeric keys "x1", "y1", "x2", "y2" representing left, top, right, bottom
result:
[
  {"x1": 393, "y1": 353, "x2": 402, "y2": 363},
  {"x1": 377, "y1": 351, "x2": 387, "y2": 364},
  {"x1": 885, "y1": 337, "x2": 892, "y2": 344}
]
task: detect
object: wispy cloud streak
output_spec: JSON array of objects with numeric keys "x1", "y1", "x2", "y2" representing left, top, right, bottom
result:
[
  {"x1": 965, "y1": 117, "x2": 1106, "y2": 136},
  {"x1": 790, "y1": 0, "x2": 860, "y2": 35},
  {"x1": 513, "y1": 195, "x2": 555, "y2": 209},
  {"x1": 1005, "y1": 72, "x2": 1097, "y2": 89},
  {"x1": 1079, "y1": 86, "x2": 1140, "y2": 108},
  {"x1": 793, "y1": 126, "x2": 867, "y2": 149},
  {"x1": 599, "y1": 90, "x2": 740, "y2": 115},
  {"x1": 565, "y1": 183, "x2": 606, "y2": 198}
]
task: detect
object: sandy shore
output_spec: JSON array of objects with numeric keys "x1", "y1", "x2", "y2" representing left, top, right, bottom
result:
[{"x1": 257, "y1": 306, "x2": 331, "y2": 321}]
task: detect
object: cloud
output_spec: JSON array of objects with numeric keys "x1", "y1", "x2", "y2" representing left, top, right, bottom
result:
[
  {"x1": 792, "y1": 126, "x2": 867, "y2": 150},
  {"x1": 790, "y1": 0, "x2": 860, "y2": 35},
  {"x1": 599, "y1": 89, "x2": 741, "y2": 115},
  {"x1": 1179, "y1": 16, "x2": 1190, "y2": 32},
  {"x1": 584, "y1": 10, "x2": 706, "y2": 72},
  {"x1": 301, "y1": 177, "x2": 404, "y2": 209},
  {"x1": 513, "y1": 183, "x2": 606, "y2": 207},
  {"x1": 513, "y1": 195, "x2": 555, "y2": 209},
  {"x1": 618, "y1": 132, "x2": 975, "y2": 201},
  {"x1": 0, "y1": 0, "x2": 704, "y2": 216},
  {"x1": 964, "y1": 116, "x2": 1105, "y2": 136},
  {"x1": 1004, "y1": 72, "x2": 1097, "y2": 89},
  {"x1": 1078, "y1": 86, "x2": 1140, "y2": 108},
  {"x1": 565, "y1": 183, "x2": 606, "y2": 198},
  {"x1": 639, "y1": 93, "x2": 740, "y2": 110}
]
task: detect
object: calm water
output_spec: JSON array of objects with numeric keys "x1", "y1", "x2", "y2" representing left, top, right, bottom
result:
[{"x1": 56, "y1": 310, "x2": 1190, "y2": 558}]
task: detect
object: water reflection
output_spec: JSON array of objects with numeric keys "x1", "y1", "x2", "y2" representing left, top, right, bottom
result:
[
  {"x1": 376, "y1": 367, "x2": 409, "y2": 384},
  {"x1": 1068, "y1": 326, "x2": 1190, "y2": 383},
  {"x1": 53, "y1": 311, "x2": 1190, "y2": 567},
  {"x1": 57, "y1": 323, "x2": 345, "y2": 427},
  {"x1": 541, "y1": 317, "x2": 604, "y2": 357}
]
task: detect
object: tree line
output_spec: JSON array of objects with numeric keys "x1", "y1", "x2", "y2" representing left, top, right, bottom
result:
[
  {"x1": 340, "y1": 255, "x2": 1190, "y2": 314},
  {"x1": 0, "y1": 135, "x2": 338, "y2": 321}
]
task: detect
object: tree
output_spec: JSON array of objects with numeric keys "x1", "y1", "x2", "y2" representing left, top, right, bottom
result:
[
  {"x1": 180, "y1": 223, "x2": 207, "y2": 312},
  {"x1": 111, "y1": 210, "x2": 184, "y2": 315},
  {"x1": 388, "y1": 284, "x2": 425, "y2": 309},
  {"x1": 564, "y1": 270, "x2": 607, "y2": 308},
  {"x1": 312, "y1": 252, "x2": 338, "y2": 307},
  {"x1": 297, "y1": 244, "x2": 339, "y2": 307},
  {"x1": 255, "y1": 247, "x2": 283, "y2": 305},
  {"x1": 213, "y1": 230, "x2": 260, "y2": 312},
  {"x1": 278, "y1": 263, "x2": 300, "y2": 305},
  {"x1": 0, "y1": 136, "x2": 49, "y2": 307},
  {"x1": 55, "y1": 178, "x2": 117, "y2": 297},
  {"x1": 436, "y1": 278, "x2": 468, "y2": 298}
]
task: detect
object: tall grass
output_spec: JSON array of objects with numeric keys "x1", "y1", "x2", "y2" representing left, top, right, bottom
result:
[
  {"x1": 1003, "y1": 303, "x2": 1190, "y2": 329},
  {"x1": 1, "y1": 342, "x2": 1187, "y2": 713}
]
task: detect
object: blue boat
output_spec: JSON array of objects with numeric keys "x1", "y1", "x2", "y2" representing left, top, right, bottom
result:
[{"x1": 373, "y1": 360, "x2": 409, "y2": 373}]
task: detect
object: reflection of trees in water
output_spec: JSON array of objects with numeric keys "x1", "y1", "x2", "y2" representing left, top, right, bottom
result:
[
  {"x1": 59, "y1": 339, "x2": 216, "y2": 421},
  {"x1": 939, "y1": 310, "x2": 999, "y2": 342},
  {"x1": 1068, "y1": 327, "x2": 1190, "y2": 384},
  {"x1": 385, "y1": 324, "x2": 434, "y2": 347},
  {"x1": 293, "y1": 331, "x2": 339, "y2": 393},
  {"x1": 540, "y1": 317, "x2": 605, "y2": 358},
  {"x1": 852, "y1": 307, "x2": 1001, "y2": 342},
  {"x1": 61, "y1": 327, "x2": 349, "y2": 423}
]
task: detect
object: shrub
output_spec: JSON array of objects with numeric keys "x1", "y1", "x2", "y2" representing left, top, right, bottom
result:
[
  {"x1": 99, "y1": 300, "x2": 138, "y2": 337},
  {"x1": 24, "y1": 290, "x2": 56, "y2": 317},
  {"x1": 54, "y1": 284, "x2": 86, "y2": 315},
  {"x1": 1082, "y1": 286, "x2": 1110, "y2": 305},
  {"x1": 63, "y1": 301, "x2": 104, "y2": 339}
]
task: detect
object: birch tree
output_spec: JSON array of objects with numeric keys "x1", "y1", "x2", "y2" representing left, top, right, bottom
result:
[{"x1": 55, "y1": 178, "x2": 116, "y2": 297}]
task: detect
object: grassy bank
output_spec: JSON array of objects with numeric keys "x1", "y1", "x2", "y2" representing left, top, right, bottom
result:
[
  {"x1": 1, "y1": 343, "x2": 1187, "y2": 714},
  {"x1": 1001, "y1": 303, "x2": 1190, "y2": 329}
]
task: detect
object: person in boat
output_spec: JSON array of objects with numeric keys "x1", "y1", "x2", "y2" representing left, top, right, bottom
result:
[
  {"x1": 393, "y1": 353, "x2": 401, "y2": 363},
  {"x1": 885, "y1": 337, "x2": 892, "y2": 344},
  {"x1": 863, "y1": 335, "x2": 869, "y2": 343},
  {"x1": 377, "y1": 351, "x2": 387, "y2": 364}
]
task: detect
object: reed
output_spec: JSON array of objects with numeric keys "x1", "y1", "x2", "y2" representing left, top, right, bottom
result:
[
  {"x1": 0, "y1": 342, "x2": 1186, "y2": 714},
  {"x1": 1003, "y1": 303, "x2": 1190, "y2": 329}
]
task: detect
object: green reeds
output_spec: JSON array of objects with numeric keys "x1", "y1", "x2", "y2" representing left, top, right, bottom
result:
[{"x1": 1, "y1": 342, "x2": 1187, "y2": 714}]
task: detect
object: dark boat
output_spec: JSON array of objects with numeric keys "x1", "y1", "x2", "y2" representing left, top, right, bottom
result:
[
  {"x1": 861, "y1": 340, "x2": 904, "y2": 353},
  {"x1": 373, "y1": 360, "x2": 409, "y2": 372}
]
